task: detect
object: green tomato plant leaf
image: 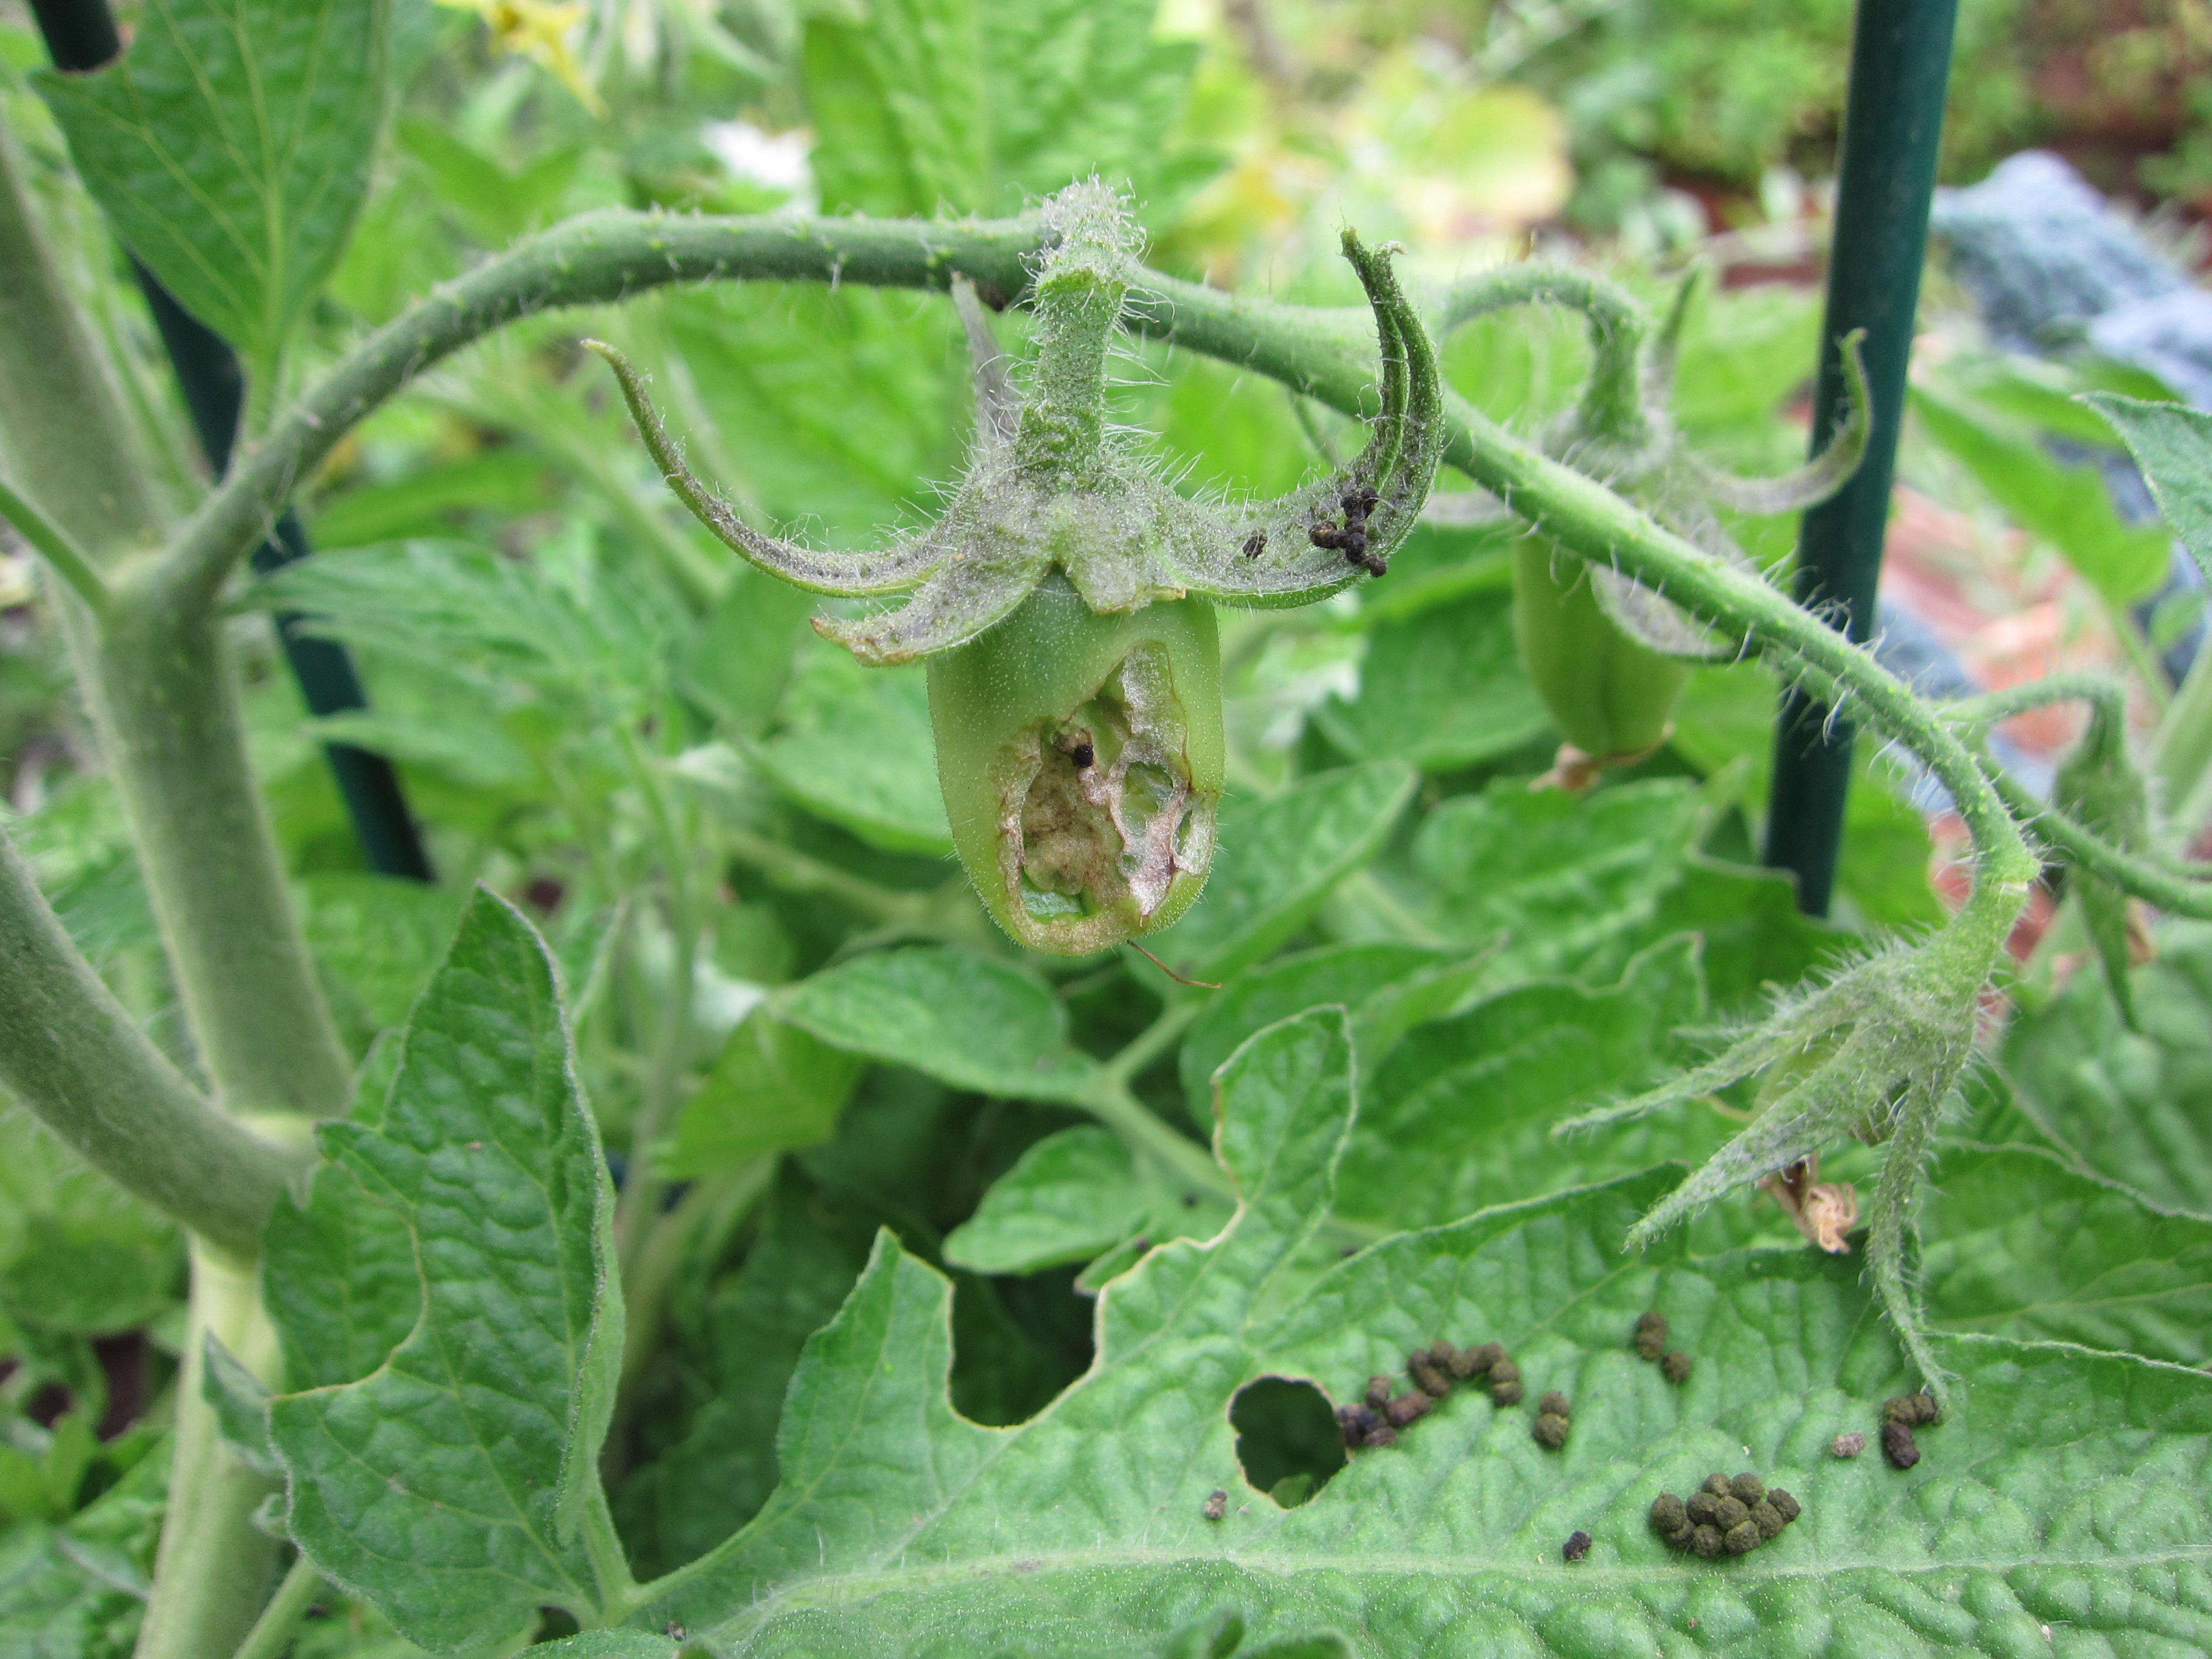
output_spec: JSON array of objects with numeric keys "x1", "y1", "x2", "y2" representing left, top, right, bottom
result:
[
  {"x1": 0, "y1": 1447, "x2": 165, "y2": 1659},
  {"x1": 801, "y1": 0, "x2": 1204, "y2": 220},
  {"x1": 1404, "y1": 777, "x2": 1708, "y2": 976},
  {"x1": 660, "y1": 1005, "x2": 865, "y2": 1179},
  {"x1": 262, "y1": 889, "x2": 625, "y2": 1650},
  {"x1": 198, "y1": 1335, "x2": 278, "y2": 1480},
  {"x1": 612, "y1": 1168, "x2": 877, "y2": 1580},
  {"x1": 1921, "y1": 1144, "x2": 2212, "y2": 1366},
  {"x1": 942, "y1": 1125, "x2": 1233, "y2": 1279},
  {"x1": 1911, "y1": 384, "x2": 2171, "y2": 606},
  {"x1": 629, "y1": 1008, "x2": 2212, "y2": 1655},
  {"x1": 777, "y1": 947, "x2": 1101, "y2": 1104},
  {"x1": 2083, "y1": 391, "x2": 2212, "y2": 582},
  {"x1": 2003, "y1": 921, "x2": 2212, "y2": 1216},
  {"x1": 1314, "y1": 588, "x2": 1551, "y2": 773},
  {"x1": 1338, "y1": 936, "x2": 1714, "y2": 1232},
  {"x1": 1145, "y1": 762, "x2": 1419, "y2": 985},
  {"x1": 943, "y1": 1125, "x2": 1151, "y2": 1274},
  {"x1": 751, "y1": 647, "x2": 953, "y2": 856},
  {"x1": 35, "y1": 0, "x2": 390, "y2": 377}
]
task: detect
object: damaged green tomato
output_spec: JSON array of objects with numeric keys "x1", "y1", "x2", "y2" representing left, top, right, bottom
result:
[
  {"x1": 930, "y1": 575, "x2": 1222, "y2": 953},
  {"x1": 588, "y1": 181, "x2": 1442, "y2": 954}
]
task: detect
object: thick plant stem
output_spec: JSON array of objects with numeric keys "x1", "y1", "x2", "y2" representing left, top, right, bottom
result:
[
  {"x1": 229, "y1": 1557, "x2": 323, "y2": 1659},
  {"x1": 135, "y1": 1245, "x2": 283, "y2": 1659},
  {"x1": 64, "y1": 588, "x2": 354, "y2": 1120},
  {"x1": 0, "y1": 122, "x2": 166, "y2": 559},
  {"x1": 0, "y1": 826, "x2": 305, "y2": 1256}
]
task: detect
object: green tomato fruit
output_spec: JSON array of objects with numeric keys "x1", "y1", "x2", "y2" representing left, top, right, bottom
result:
[
  {"x1": 928, "y1": 574, "x2": 1225, "y2": 955},
  {"x1": 1512, "y1": 538, "x2": 1688, "y2": 763}
]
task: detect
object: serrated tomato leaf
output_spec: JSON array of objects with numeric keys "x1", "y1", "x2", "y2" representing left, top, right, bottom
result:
[
  {"x1": 263, "y1": 890, "x2": 624, "y2": 1649},
  {"x1": 35, "y1": 0, "x2": 387, "y2": 374},
  {"x1": 2004, "y1": 920, "x2": 2212, "y2": 1215},
  {"x1": 778, "y1": 947, "x2": 1101, "y2": 1104},
  {"x1": 1923, "y1": 1143, "x2": 2212, "y2": 1365},
  {"x1": 631, "y1": 1008, "x2": 2212, "y2": 1656}
]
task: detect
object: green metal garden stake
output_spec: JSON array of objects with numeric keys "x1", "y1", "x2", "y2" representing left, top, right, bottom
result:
[{"x1": 1766, "y1": 0, "x2": 1960, "y2": 915}]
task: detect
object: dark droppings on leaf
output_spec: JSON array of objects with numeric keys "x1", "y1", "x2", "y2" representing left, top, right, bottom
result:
[
  {"x1": 1729, "y1": 1473, "x2": 1764, "y2": 1504},
  {"x1": 1884, "y1": 1392, "x2": 1939, "y2": 1426},
  {"x1": 1533, "y1": 1412, "x2": 1569, "y2": 1449},
  {"x1": 1562, "y1": 1530, "x2": 1592, "y2": 1563},
  {"x1": 1364, "y1": 1375, "x2": 1393, "y2": 1410},
  {"x1": 1409, "y1": 1356, "x2": 1451, "y2": 1398},
  {"x1": 1831, "y1": 1431, "x2": 1866, "y2": 1458},
  {"x1": 1655, "y1": 1473, "x2": 1802, "y2": 1559},
  {"x1": 1633, "y1": 1310, "x2": 1667, "y2": 1360},
  {"x1": 1457, "y1": 1341, "x2": 1502, "y2": 1377},
  {"x1": 1538, "y1": 1390, "x2": 1570, "y2": 1419},
  {"x1": 1382, "y1": 1391, "x2": 1432, "y2": 1429},
  {"x1": 1882, "y1": 1419, "x2": 1921, "y2": 1469},
  {"x1": 1364, "y1": 1424, "x2": 1396, "y2": 1447},
  {"x1": 1660, "y1": 1350, "x2": 1694, "y2": 1384},
  {"x1": 1202, "y1": 1489, "x2": 1227, "y2": 1521},
  {"x1": 1490, "y1": 1379, "x2": 1523, "y2": 1407}
]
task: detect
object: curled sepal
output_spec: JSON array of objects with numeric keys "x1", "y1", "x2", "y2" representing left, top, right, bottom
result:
[
  {"x1": 1555, "y1": 883, "x2": 2023, "y2": 1398},
  {"x1": 1168, "y1": 231, "x2": 1446, "y2": 606},
  {"x1": 2054, "y1": 696, "x2": 2156, "y2": 1030},
  {"x1": 582, "y1": 339, "x2": 948, "y2": 597},
  {"x1": 1681, "y1": 328, "x2": 1874, "y2": 515},
  {"x1": 928, "y1": 575, "x2": 1224, "y2": 956}
]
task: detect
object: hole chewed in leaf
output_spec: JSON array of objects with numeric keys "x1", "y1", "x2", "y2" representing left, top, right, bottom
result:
[{"x1": 1229, "y1": 1376, "x2": 1346, "y2": 1509}]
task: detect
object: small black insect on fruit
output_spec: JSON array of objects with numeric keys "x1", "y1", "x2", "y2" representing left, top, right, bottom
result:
[
  {"x1": 1882, "y1": 1419, "x2": 1920, "y2": 1470},
  {"x1": 1241, "y1": 530, "x2": 1267, "y2": 558},
  {"x1": 1204, "y1": 1489, "x2": 1228, "y2": 1521},
  {"x1": 1308, "y1": 486, "x2": 1388, "y2": 576},
  {"x1": 1070, "y1": 740, "x2": 1095, "y2": 769},
  {"x1": 1660, "y1": 1350, "x2": 1694, "y2": 1385},
  {"x1": 1562, "y1": 1530, "x2": 1592, "y2": 1563},
  {"x1": 1632, "y1": 1311, "x2": 1668, "y2": 1361}
]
